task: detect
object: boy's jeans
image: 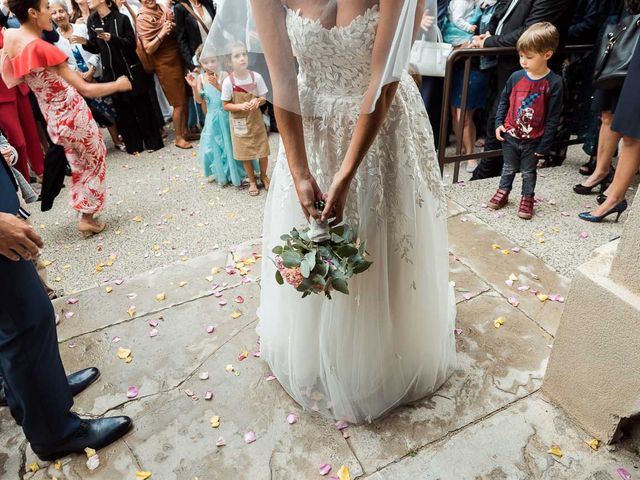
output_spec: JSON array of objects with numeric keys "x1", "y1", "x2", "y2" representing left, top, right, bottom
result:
[{"x1": 498, "y1": 134, "x2": 539, "y2": 198}]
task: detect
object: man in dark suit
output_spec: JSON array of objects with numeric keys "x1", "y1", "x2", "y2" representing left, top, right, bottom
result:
[
  {"x1": 0, "y1": 155, "x2": 132, "y2": 460},
  {"x1": 470, "y1": 0, "x2": 576, "y2": 180}
]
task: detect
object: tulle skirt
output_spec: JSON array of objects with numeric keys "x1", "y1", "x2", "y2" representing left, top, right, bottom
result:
[{"x1": 257, "y1": 73, "x2": 457, "y2": 423}]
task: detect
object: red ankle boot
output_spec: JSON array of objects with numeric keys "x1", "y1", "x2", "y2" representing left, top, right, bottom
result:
[
  {"x1": 488, "y1": 189, "x2": 509, "y2": 210},
  {"x1": 518, "y1": 196, "x2": 535, "y2": 220}
]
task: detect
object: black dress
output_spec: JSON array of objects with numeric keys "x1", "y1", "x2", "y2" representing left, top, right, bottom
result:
[
  {"x1": 84, "y1": 10, "x2": 164, "y2": 154},
  {"x1": 611, "y1": 40, "x2": 640, "y2": 138}
]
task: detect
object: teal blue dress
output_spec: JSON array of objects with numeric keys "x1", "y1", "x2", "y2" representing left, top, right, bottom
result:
[{"x1": 199, "y1": 76, "x2": 258, "y2": 186}]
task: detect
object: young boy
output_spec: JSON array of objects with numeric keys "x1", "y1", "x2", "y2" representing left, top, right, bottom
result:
[{"x1": 487, "y1": 22, "x2": 564, "y2": 220}]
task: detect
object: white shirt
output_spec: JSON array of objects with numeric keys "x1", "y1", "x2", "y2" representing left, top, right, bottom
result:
[
  {"x1": 55, "y1": 24, "x2": 102, "y2": 78},
  {"x1": 220, "y1": 71, "x2": 268, "y2": 102}
]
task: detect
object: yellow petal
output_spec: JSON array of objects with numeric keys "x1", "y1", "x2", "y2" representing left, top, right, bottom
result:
[
  {"x1": 227, "y1": 213, "x2": 235, "y2": 220},
  {"x1": 117, "y1": 347, "x2": 132, "y2": 359},
  {"x1": 493, "y1": 317, "x2": 506, "y2": 328},
  {"x1": 96, "y1": 264, "x2": 104, "y2": 272},
  {"x1": 211, "y1": 267, "x2": 221, "y2": 274},
  {"x1": 501, "y1": 250, "x2": 511, "y2": 255},
  {"x1": 548, "y1": 445, "x2": 563, "y2": 457},
  {"x1": 128, "y1": 306, "x2": 136, "y2": 318},
  {"x1": 537, "y1": 293, "x2": 548, "y2": 302},
  {"x1": 132, "y1": 216, "x2": 142, "y2": 222},
  {"x1": 63, "y1": 264, "x2": 71, "y2": 270},
  {"x1": 136, "y1": 472, "x2": 152, "y2": 480},
  {"x1": 235, "y1": 262, "x2": 245, "y2": 268},
  {"x1": 155, "y1": 292, "x2": 166, "y2": 301},
  {"x1": 225, "y1": 364, "x2": 234, "y2": 372},
  {"x1": 586, "y1": 438, "x2": 600, "y2": 450},
  {"x1": 105, "y1": 286, "x2": 113, "y2": 293},
  {"x1": 205, "y1": 275, "x2": 214, "y2": 282},
  {"x1": 42, "y1": 259, "x2": 53, "y2": 267},
  {"x1": 152, "y1": 244, "x2": 161, "y2": 251},
  {"x1": 538, "y1": 238, "x2": 546, "y2": 244},
  {"x1": 231, "y1": 311, "x2": 242, "y2": 319},
  {"x1": 179, "y1": 281, "x2": 188, "y2": 287},
  {"x1": 124, "y1": 356, "x2": 133, "y2": 363},
  {"x1": 115, "y1": 229, "x2": 122, "y2": 235},
  {"x1": 337, "y1": 465, "x2": 351, "y2": 480},
  {"x1": 491, "y1": 244, "x2": 501, "y2": 250},
  {"x1": 28, "y1": 462, "x2": 39, "y2": 472},
  {"x1": 536, "y1": 231, "x2": 545, "y2": 237},
  {"x1": 54, "y1": 460, "x2": 62, "y2": 469},
  {"x1": 85, "y1": 447, "x2": 97, "y2": 458},
  {"x1": 210, "y1": 415, "x2": 221, "y2": 428},
  {"x1": 509, "y1": 274, "x2": 518, "y2": 282}
]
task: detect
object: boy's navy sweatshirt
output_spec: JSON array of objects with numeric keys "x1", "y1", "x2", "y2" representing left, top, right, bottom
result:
[{"x1": 496, "y1": 69, "x2": 564, "y2": 155}]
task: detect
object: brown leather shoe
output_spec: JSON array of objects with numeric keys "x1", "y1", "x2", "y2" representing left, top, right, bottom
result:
[
  {"x1": 518, "y1": 196, "x2": 535, "y2": 220},
  {"x1": 488, "y1": 189, "x2": 509, "y2": 210}
]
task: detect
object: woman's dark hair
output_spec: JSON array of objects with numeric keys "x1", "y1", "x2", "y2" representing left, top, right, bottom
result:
[
  {"x1": 627, "y1": 0, "x2": 640, "y2": 15},
  {"x1": 69, "y1": 0, "x2": 82, "y2": 22},
  {"x1": 8, "y1": 0, "x2": 43, "y2": 24},
  {"x1": 105, "y1": 0, "x2": 119, "y2": 13}
]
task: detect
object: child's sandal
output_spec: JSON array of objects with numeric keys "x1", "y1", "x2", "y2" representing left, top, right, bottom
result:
[{"x1": 249, "y1": 183, "x2": 260, "y2": 196}]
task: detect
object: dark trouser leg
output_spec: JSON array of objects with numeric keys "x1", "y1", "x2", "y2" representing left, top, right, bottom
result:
[
  {"x1": 112, "y1": 94, "x2": 144, "y2": 154},
  {"x1": 0, "y1": 258, "x2": 80, "y2": 450},
  {"x1": 420, "y1": 76, "x2": 444, "y2": 150},
  {"x1": 520, "y1": 141, "x2": 539, "y2": 198},
  {"x1": 498, "y1": 135, "x2": 521, "y2": 193},
  {"x1": 132, "y1": 94, "x2": 164, "y2": 152}
]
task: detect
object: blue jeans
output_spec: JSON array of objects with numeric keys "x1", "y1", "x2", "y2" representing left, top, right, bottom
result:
[{"x1": 498, "y1": 134, "x2": 538, "y2": 198}]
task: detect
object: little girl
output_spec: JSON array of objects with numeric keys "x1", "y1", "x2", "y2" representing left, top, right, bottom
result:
[
  {"x1": 221, "y1": 42, "x2": 270, "y2": 197},
  {"x1": 444, "y1": 0, "x2": 488, "y2": 174},
  {"x1": 187, "y1": 50, "x2": 258, "y2": 187}
]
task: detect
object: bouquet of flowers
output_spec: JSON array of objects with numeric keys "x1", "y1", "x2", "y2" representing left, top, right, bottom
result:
[{"x1": 272, "y1": 204, "x2": 372, "y2": 299}]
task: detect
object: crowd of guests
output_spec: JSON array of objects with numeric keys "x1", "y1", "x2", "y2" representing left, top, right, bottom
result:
[{"x1": 419, "y1": 0, "x2": 640, "y2": 223}]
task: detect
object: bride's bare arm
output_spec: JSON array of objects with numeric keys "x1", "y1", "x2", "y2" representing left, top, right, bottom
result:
[
  {"x1": 252, "y1": 0, "x2": 324, "y2": 220},
  {"x1": 322, "y1": 0, "x2": 425, "y2": 223}
]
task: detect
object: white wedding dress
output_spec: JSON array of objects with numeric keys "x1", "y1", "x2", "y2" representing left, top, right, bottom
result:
[{"x1": 257, "y1": 4, "x2": 457, "y2": 424}]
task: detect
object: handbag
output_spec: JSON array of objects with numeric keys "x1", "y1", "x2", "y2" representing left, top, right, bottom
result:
[
  {"x1": 409, "y1": 26, "x2": 453, "y2": 78},
  {"x1": 594, "y1": 13, "x2": 640, "y2": 90},
  {"x1": 136, "y1": 35, "x2": 155, "y2": 74},
  {"x1": 180, "y1": 1, "x2": 210, "y2": 35}
]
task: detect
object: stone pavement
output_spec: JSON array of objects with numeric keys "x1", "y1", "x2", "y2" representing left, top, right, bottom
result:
[{"x1": 2, "y1": 201, "x2": 639, "y2": 480}]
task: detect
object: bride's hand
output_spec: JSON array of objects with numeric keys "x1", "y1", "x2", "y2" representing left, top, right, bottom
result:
[
  {"x1": 322, "y1": 169, "x2": 352, "y2": 225},
  {"x1": 294, "y1": 172, "x2": 325, "y2": 222}
]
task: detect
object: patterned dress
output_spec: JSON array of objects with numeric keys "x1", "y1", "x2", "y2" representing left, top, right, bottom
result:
[{"x1": 4, "y1": 38, "x2": 106, "y2": 214}]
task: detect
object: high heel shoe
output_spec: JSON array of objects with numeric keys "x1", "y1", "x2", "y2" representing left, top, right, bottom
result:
[
  {"x1": 573, "y1": 169, "x2": 614, "y2": 195},
  {"x1": 578, "y1": 199, "x2": 627, "y2": 223},
  {"x1": 579, "y1": 156, "x2": 596, "y2": 176},
  {"x1": 78, "y1": 222, "x2": 106, "y2": 237},
  {"x1": 596, "y1": 194, "x2": 607, "y2": 205}
]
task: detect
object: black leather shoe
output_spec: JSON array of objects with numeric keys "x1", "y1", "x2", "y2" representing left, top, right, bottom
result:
[
  {"x1": 34, "y1": 416, "x2": 133, "y2": 461},
  {"x1": 68, "y1": 367, "x2": 100, "y2": 396},
  {"x1": 0, "y1": 367, "x2": 99, "y2": 407}
]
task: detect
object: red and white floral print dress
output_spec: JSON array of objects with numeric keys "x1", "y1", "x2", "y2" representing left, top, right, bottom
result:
[{"x1": 3, "y1": 38, "x2": 106, "y2": 214}]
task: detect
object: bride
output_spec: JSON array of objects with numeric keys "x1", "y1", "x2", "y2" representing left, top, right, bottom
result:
[{"x1": 206, "y1": 0, "x2": 456, "y2": 423}]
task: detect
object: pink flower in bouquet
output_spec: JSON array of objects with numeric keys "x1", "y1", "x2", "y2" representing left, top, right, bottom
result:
[{"x1": 282, "y1": 267, "x2": 304, "y2": 288}]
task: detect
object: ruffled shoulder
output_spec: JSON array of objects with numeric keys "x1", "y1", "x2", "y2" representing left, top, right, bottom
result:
[{"x1": 10, "y1": 39, "x2": 67, "y2": 78}]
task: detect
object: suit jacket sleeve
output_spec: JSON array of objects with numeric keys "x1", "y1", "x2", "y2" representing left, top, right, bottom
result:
[{"x1": 484, "y1": 0, "x2": 572, "y2": 47}]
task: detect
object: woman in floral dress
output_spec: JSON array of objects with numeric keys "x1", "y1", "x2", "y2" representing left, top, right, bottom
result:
[{"x1": 1, "y1": 0, "x2": 130, "y2": 235}]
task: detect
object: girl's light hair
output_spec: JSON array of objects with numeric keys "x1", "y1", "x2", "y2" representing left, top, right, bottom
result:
[{"x1": 516, "y1": 22, "x2": 560, "y2": 54}]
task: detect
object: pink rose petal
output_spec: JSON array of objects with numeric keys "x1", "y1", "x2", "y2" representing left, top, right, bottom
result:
[
  {"x1": 218, "y1": 299, "x2": 227, "y2": 306},
  {"x1": 234, "y1": 295, "x2": 244, "y2": 303},
  {"x1": 66, "y1": 297, "x2": 79, "y2": 305},
  {"x1": 580, "y1": 231, "x2": 590, "y2": 239},
  {"x1": 505, "y1": 279, "x2": 514, "y2": 287},
  {"x1": 252, "y1": 350, "x2": 261, "y2": 358},
  {"x1": 335, "y1": 420, "x2": 349, "y2": 431},
  {"x1": 530, "y1": 273, "x2": 540, "y2": 280},
  {"x1": 286, "y1": 413, "x2": 299, "y2": 424},
  {"x1": 508, "y1": 297, "x2": 520, "y2": 307},
  {"x1": 511, "y1": 247, "x2": 521, "y2": 253},
  {"x1": 319, "y1": 464, "x2": 332, "y2": 476},
  {"x1": 517, "y1": 285, "x2": 530, "y2": 292},
  {"x1": 204, "y1": 390, "x2": 213, "y2": 400},
  {"x1": 244, "y1": 431, "x2": 256, "y2": 444},
  {"x1": 115, "y1": 277, "x2": 124, "y2": 285},
  {"x1": 149, "y1": 328, "x2": 159, "y2": 337},
  {"x1": 206, "y1": 325, "x2": 215, "y2": 334},
  {"x1": 617, "y1": 468, "x2": 632, "y2": 480},
  {"x1": 265, "y1": 373, "x2": 276, "y2": 381},
  {"x1": 126, "y1": 386, "x2": 139, "y2": 398},
  {"x1": 454, "y1": 328, "x2": 463, "y2": 336},
  {"x1": 462, "y1": 292, "x2": 473, "y2": 301},
  {"x1": 213, "y1": 291, "x2": 223, "y2": 298},
  {"x1": 560, "y1": 211, "x2": 571, "y2": 217},
  {"x1": 64, "y1": 311, "x2": 75, "y2": 319},
  {"x1": 148, "y1": 320, "x2": 158, "y2": 327},
  {"x1": 242, "y1": 277, "x2": 252, "y2": 284},
  {"x1": 216, "y1": 436, "x2": 226, "y2": 447}
]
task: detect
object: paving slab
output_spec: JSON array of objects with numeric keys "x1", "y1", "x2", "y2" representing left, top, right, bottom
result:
[
  {"x1": 345, "y1": 294, "x2": 553, "y2": 475},
  {"x1": 363, "y1": 394, "x2": 640, "y2": 480},
  {"x1": 114, "y1": 321, "x2": 363, "y2": 480},
  {"x1": 0, "y1": 409, "x2": 25, "y2": 478},
  {"x1": 58, "y1": 280, "x2": 260, "y2": 416},
  {"x1": 449, "y1": 254, "x2": 492, "y2": 304},
  {"x1": 448, "y1": 213, "x2": 571, "y2": 336},
  {"x1": 445, "y1": 158, "x2": 636, "y2": 278}
]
